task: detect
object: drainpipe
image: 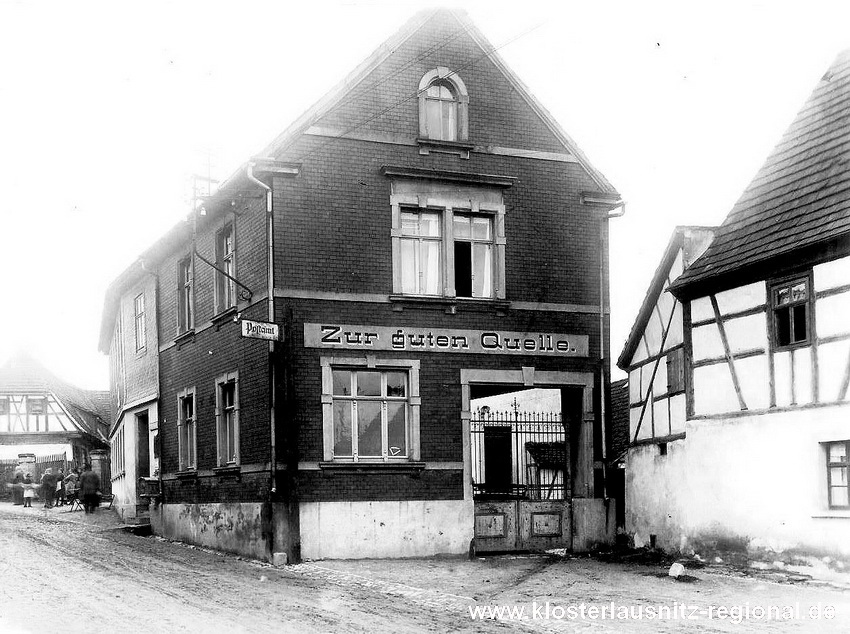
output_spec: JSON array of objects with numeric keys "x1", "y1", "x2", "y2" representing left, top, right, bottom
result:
[
  {"x1": 583, "y1": 195, "x2": 625, "y2": 500},
  {"x1": 246, "y1": 164, "x2": 277, "y2": 504}
]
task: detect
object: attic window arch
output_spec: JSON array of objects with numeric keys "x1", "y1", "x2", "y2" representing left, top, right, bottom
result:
[{"x1": 419, "y1": 67, "x2": 469, "y2": 142}]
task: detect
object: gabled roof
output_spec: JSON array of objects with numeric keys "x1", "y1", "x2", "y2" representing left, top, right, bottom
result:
[
  {"x1": 672, "y1": 49, "x2": 850, "y2": 298},
  {"x1": 259, "y1": 8, "x2": 618, "y2": 195},
  {"x1": 0, "y1": 352, "x2": 110, "y2": 441},
  {"x1": 617, "y1": 226, "x2": 715, "y2": 370}
]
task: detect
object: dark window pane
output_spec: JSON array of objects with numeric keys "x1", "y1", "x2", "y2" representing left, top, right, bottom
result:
[
  {"x1": 455, "y1": 241, "x2": 472, "y2": 297},
  {"x1": 775, "y1": 307, "x2": 791, "y2": 346},
  {"x1": 792, "y1": 305, "x2": 807, "y2": 342}
]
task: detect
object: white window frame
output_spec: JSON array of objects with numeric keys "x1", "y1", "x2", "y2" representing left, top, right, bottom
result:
[
  {"x1": 215, "y1": 371, "x2": 240, "y2": 466},
  {"x1": 391, "y1": 193, "x2": 505, "y2": 300},
  {"x1": 134, "y1": 292, "x2": 146, "y2": 352},
  {"x1": 177, "y1": 255, "x2": 195, "y2": 334},
  {"x1": 177, "y1": 387, "x2": 197, "y2": 471},
  {"x1": 214, "y1": 220, "x2": 237, "y2": 314},
  {"x1": 826, "y1": 440, "x2": 850, "y2": 510},
  {"x1": 320, "y1": 357, "x2": 421, "y2": 463},
  {"x1": 418, "y1": 67, "x2": 469, "y2": 142}
]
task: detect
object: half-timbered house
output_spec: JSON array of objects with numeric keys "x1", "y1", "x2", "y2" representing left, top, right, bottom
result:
[
  {"x1": 619, "y1": 50, "x2": 850, "y2": 557},
  {"x1": 0, "y1": 353, "x2": 109, "y2": 492}
]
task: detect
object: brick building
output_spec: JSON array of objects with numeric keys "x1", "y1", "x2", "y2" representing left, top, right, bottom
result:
[{"x1": 101, "y1": 8, "x2": 622, "y2": 561}]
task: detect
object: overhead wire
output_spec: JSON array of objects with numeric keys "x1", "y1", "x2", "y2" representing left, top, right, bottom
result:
[{"x1": 289, "y1": 19, "x2": 544, "y2": 166}]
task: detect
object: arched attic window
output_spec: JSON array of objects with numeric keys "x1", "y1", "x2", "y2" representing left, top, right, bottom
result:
[{"x1": 419, "y1": 67, "x2": 469, "y2": 142}]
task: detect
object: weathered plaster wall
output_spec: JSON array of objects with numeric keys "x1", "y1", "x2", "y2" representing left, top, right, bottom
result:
[
  {"x1": 627, "y1": 404, "x2": 850, "y2": 557},
  {"x1": 152, "y1": 502, "x2": 268, "y2": 560},
  {"x1": 299, "y1": 499, "x2": 473, "y2": 560}
]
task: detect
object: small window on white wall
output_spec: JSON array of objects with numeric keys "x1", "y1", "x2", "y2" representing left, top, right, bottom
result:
[{"x1": 827, "y1": 441, "x2": 850, "y2": 509}]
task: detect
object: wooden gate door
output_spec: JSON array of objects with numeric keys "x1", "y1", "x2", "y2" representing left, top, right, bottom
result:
[{"x1": 474, "y1": 499, "x2": 571, "y2": 553}]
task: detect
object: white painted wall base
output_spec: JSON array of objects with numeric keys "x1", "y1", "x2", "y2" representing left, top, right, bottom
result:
[
  {"x1": 299, "y1": 499, "x2": 474, "y2": 560},
  {"x1": 627, "y1": 403, "x2": 850, "y2": 557}
]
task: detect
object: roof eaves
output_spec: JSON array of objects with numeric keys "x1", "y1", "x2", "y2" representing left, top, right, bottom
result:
[{"x1": 616, "y1": 228, "x2": 685, "y2": 370}]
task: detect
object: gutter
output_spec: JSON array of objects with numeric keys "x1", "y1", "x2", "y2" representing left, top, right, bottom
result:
[
  {"x1": 581, "y1": 192, "x2": 625, "y2": 499},
  {"x1": 246, "y1": 162, "x2": 277, "y2": 502}
]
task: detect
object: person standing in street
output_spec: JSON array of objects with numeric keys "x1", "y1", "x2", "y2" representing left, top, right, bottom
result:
[
  {"x1": 78, "y1": 464, "x2": 100, "y2": 514},
  {"x1": 12, "y1": 469, "x2": 24, "y2": 505},
  {"x1": 40, "y1": 468, "x2": 57, "y2": 509},
  {"x1": 56, "y1": 469, "x2": 65, "y2": 505},
  {"x1": 22, "y1": 473, "x2": 35, "y2": 508}
]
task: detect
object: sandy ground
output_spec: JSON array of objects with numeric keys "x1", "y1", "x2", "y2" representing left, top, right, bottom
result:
[{"x1": 1, "y1": 502, "x2": 849, "y2": 633}]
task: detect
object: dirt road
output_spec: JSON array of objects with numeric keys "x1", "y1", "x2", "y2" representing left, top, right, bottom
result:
[{"x1": 1, "y1": 503, "x2": 848, "y2": 633}]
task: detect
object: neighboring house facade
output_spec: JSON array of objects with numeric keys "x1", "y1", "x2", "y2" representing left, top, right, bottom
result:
[
  {"x1": 101, "y1": 9, "x2": 622, "y2": 561},
  {"x1": 619, "y1": 50, "x2": 850, "y2": 557},
  {"x1": 0, "y1": 353, "x2": 109, "y2": 474},
  {"x1": 99, "y1": 265, "x2": 160, "y2": 521}
]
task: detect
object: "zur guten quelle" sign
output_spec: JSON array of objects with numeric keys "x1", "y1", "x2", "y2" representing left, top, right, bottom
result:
[{"x1": 304, "y1": 324, "x2": 588, "y2": 357}]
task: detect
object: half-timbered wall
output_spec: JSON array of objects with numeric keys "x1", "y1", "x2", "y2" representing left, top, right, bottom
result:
[
  {"x1": 628, "y1": 248, "x2": 686, "y2": 442},
  {"x1": 689, "y1": 254, "x2": 850, "y2": 417}
]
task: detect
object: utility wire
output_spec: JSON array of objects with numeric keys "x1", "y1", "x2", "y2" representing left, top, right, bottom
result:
[{"x1": 290, "y1": 20, "x2": 544, "y2": 166}]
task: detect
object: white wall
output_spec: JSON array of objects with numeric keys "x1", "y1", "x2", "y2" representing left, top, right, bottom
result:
[
  {"x1": 627, "y1": 403, "x2": 850, "y2": 557},
  {"x1": 299, "y1": 500, "x2": 473, "y2": 559}
]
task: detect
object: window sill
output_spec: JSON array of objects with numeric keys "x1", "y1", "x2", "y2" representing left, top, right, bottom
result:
[
  {"x1": 416, "y1": 138, "x2": 473, "y2": 159},
  {"x1": 211, "y1": 307, "x2": 238, "y2": 328},
  {"x1": 319, "y1": 461, "x2": 426, "y2": 474},
  {"x1": 175, "y1": 470, "x2": 198, "y2": 480},
  {"x1": 174, "y1": 329, "x2": 196, "y2": 347},
  {"x1": 812, "y1": 511, "x2": 850, "y2": 519},
  {"x1": 389, "y1": 295, "x2": 509, "y2": 314},
  {"x1": 213, "y1": 465, "x2": 241, "y2": 479}
]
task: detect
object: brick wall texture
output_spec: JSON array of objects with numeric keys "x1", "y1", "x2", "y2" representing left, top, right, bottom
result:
[{"x1": 150, "y1": 10, "x2": 611, "y2": 506}]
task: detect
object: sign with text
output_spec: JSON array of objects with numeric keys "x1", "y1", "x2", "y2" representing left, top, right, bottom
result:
[
  {"x1": 241, "y1": 319, "x2": 281, "y2": 341},
  {"x1": 304, "y1": 324, "x2": 588, "y2": 357}
]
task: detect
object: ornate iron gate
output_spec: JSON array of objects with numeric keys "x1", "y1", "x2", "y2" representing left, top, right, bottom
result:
[{"x1": 471, "y1": 409, "x2": 571, "y2": 552}]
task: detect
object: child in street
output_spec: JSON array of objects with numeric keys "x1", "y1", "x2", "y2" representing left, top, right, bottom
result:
[{"x1": 22, "y1": 473, "x2": 35, "y2": 508}]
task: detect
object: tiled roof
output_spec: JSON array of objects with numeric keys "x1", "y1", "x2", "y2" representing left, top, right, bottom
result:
[
  {"x1": 610, "y1": 378, "x2": 629, "y2": 463},
  {"x1": 0, "y1": 352, "x2": 110, "y2": 441},
  {"x1": 672, "y1": 49, "x2": 850, "y2": 296}
]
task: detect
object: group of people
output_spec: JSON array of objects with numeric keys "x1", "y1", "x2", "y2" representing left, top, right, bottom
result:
[{"x1": 11, "y1": 465, "x2": 101, "y2": 513}]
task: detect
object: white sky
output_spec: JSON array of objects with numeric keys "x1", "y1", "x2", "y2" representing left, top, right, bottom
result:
[{"x1": 1, "y1": 0, "x2": 848, "y2": 389}]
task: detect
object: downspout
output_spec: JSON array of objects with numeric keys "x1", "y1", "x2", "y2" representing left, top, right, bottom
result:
[
  {"x1": 591, "y1": 198, "x2": 625, "y2": 499},
  {"x1": 246, "y1": 163, "x2": 277, "y2": 509}
]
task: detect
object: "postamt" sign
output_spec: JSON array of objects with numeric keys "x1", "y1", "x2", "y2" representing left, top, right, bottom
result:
[{"x1": 304, "y1": 324, "x2": 588, "y2": 357}]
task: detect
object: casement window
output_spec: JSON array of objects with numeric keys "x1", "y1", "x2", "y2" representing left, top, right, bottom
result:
[
  {"x1": 177, "y1": 387, "x2": 197, "y2": 471},
  {"x1": 770, "y1": 277, "x2": 810, "y2": 349},
  {"x1": 215, "y1": 372, "x2": 239, "y2": 466},
  {"x1": 112, "y1": 426, "x2": 125, "y2": 476},
  {"x1": 215, "y1": 222, "x2": 236, "y2": 313},
  {"x1": 321, "y1": 357, "x2": 421, "y2": 462},
  {"x1": 134, "y1": 293, "x2": 146, "y2": 352},
  {"x1": 827, "y1": 441, "x2": 850, "y2": 509},
  {"x1": 177, "y1": 256, "x2": 194, "y2": 333},
  {"x1": 391, "y1": 189, "x2": 505, "y2": 300},
  {"x1": 418, "y1": 68, "x2": 468, "y2": 142},
  {"x1": 0, "y1": 396, "x2": 8, "y2": 416},
  {"x1": 453, "y1": 213, "x2": 493, "y2": 298}
]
